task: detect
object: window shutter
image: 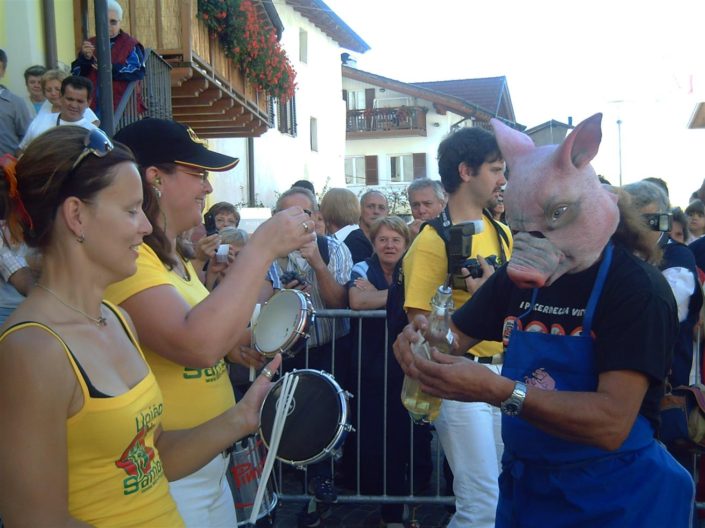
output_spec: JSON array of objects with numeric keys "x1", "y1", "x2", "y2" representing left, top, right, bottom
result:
[
  {"x1": 413, "y1": 153, "x2": 426, "y2": 179},
  {"x1": 365, "y1": 88, "x2": 375, "y2": 109},
  {"x1": 268, "y1": 97, "x2": 275, "y2": 128},
  {"x1": 277, "y1": 99, "x2": 286, "y2": 133},
  {"x1": 365, "y1": 155, "x2": 378, "y2": 185},
  {"x1": 291, "y1": 96, "x2": 297, "y2": 137}
]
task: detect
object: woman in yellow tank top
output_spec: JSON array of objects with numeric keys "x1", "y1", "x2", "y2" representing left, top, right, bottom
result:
[
  {"x1": 0, "y1": 127, "x2": 299, "y2": 527},
  {"x1": 103, "y1": 119, "x2": 317, "y2": 526}
]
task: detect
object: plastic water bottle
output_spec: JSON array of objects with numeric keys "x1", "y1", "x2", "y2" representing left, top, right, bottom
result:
[{"x1": 401, "y1": 283, "x2": 454, "y2": 423}]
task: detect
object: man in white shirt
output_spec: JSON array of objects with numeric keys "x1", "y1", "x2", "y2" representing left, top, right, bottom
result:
[{"x1": 19, "y1": 75, "x2": 96, "y2": 151}]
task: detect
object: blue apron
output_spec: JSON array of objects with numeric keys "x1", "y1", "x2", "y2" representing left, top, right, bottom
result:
[{"x1": 497, "y1": 243, "x2": 694, "y2": 528}]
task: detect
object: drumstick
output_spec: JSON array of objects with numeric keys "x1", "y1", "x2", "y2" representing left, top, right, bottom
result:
[
  {"x1": 250, "y1": 374, "x2": 298, "y2": 524},
  {"x1": 249, "y1": 304, "x2": 261, "y2": 382},
  {"x1": 249, "y1": 373, "x2": 299, "y2": 525}
]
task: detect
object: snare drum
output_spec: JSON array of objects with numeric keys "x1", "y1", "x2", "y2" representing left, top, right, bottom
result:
[
  {"x1": 259, "y1": 369, "x2": 353, "y2": 467},
  {"x1": 227, "y1": 436, "x2": 278, "y2": 526},
  {"x1": 253, "y1": 289, "x2": 315, "y2": 358}
]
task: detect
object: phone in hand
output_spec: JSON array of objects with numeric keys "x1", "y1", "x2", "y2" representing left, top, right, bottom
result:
[{"x1": 204, "y1": 211, "x2": 217, "y2": 236}]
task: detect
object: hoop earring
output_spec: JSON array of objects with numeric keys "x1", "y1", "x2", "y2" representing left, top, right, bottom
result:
[{"x1": 76, "y1": 234, "x2": 85, "y2": 243}]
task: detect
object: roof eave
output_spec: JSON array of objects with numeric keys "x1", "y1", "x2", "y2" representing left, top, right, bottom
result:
[
  {"x1": 286, "y1": 0, "x2": 370, "y2": 53},
  {"x1": 343, "y1": 66, "x2": 523, "y2": 129}
]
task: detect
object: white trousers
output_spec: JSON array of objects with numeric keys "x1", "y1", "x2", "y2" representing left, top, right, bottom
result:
[
  {"x1": 169, "y1": 453, "x2": 237, "y2": 528},
  {"x1": 434, "y1": 363, "x2": 503, "y2": 528}
]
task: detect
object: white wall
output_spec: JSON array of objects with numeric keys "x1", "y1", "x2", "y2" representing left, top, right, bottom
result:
[{"x1": 209, "y1": 6, "x2": 349, "y2": 209}]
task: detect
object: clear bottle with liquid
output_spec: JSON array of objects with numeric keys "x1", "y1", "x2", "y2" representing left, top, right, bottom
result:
[{"x1": 401, "y1": 283, "x2": 454, "y2": 423}]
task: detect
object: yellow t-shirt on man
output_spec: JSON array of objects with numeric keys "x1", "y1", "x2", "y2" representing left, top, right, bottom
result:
[{"x1": 403, "y1": 215, "x2": 512, "y2": 357}]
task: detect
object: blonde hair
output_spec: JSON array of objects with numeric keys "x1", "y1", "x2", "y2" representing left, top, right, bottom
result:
[
  {"x1": 41, "y1": 69, "x2": 68, "y2": 91},
  {"x1": 320, "y1": 188, "x2": 360, "y2": 229}
]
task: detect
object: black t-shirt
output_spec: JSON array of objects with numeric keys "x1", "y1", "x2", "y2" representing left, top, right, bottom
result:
[
  {"x1": 452, "y1": 243, "x2": 678, "y2": 429},
  {"x1": 344, "y1": 228, "x2": 374, "y2": 264}
]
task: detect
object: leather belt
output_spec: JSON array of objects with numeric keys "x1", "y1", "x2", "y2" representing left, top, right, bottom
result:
[{"x1": 471, "y1": 353, "x2": 504, "y2": 365}]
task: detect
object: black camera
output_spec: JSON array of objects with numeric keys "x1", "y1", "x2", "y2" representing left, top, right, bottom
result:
[
  {"x1": 462, "y1": 254, "x2": 500, "y2": 279},
  {"x1": 204, "y1": 211, "x2": 217, "y2": 236},
  {"x1": 281, "y1": 270, "x2": 307, "y2": 287},
  {"x1": 643, "y1": 212, "x2": 672, "y2": 232}
]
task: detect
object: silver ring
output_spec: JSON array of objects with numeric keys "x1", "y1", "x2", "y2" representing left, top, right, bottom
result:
[
  {"x1": 302, "y1": 222, "x2": 310, "y2": 233},
  {"x1": 261, "y1": 367, "x2": 273, "y2": 380}
]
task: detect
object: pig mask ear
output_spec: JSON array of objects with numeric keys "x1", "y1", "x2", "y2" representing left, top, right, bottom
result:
[
  {"x1": 556, "y1": 113, "x2": 603, "y2": 170},
  {"x1": 490, "y1": 118, "x2": 535, "y2": 168}
]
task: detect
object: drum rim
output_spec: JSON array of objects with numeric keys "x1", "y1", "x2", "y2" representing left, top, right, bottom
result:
[
  {"x1": 253, "y1": 289, "x2": 314, "y2": 356},
  {"x1": 258, "y1": 369, "x2": 350, "y2": 466}
]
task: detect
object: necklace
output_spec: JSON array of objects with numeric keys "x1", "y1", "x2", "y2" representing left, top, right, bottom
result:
[{"x1": 35, "y1": 284, "x2": 107, "y2": 327}]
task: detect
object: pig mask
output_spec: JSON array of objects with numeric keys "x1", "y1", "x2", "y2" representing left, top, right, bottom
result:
[{"x1": 491, "y1": 113, "x2": 619, "y2": 289}]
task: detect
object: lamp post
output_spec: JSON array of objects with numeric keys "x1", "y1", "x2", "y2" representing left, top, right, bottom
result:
[{"x1": 616, "y1": 119, "x2": 623, "y2": 186}]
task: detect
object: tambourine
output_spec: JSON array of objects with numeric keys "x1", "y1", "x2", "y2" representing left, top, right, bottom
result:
[{"x1": 252, "y1": 289, "x2": 315, "y2": 358}]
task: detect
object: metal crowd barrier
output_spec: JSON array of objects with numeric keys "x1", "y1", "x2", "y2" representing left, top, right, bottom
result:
[{"x1": 272, "y1": 308, "x2": 454, "y2": 507}]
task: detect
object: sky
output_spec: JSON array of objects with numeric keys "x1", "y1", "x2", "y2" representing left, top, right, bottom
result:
[{"x1": 323, "y1": 0, "x2": 705, "y2": 209}]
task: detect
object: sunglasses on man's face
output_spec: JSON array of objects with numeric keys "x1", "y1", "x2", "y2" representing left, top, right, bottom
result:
[{"x1": 70, "y1": 128, "x2": 114, "y2": 172}]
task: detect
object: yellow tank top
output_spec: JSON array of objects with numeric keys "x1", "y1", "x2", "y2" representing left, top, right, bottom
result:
[
  {"x1": 0, "y1": 303, "x2": 184, "y2": 527},
  {"x1": 105, "y1": 244, "x2": 235, "y2": 430}
]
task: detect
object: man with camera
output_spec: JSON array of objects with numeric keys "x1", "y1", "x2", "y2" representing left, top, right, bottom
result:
[{"x1": 402, "y1": 127, "x2": 512, "y2": 528}]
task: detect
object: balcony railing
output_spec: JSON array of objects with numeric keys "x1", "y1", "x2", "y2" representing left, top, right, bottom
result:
[
  {"x1": 347, "y1": 106, "x2": 427, "y2": 139},
  {"x1": 115, "y1": 49, "x2": 173, "y2": 133}
]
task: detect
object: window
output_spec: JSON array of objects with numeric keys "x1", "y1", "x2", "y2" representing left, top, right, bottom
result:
[
  {"x1": 389, "y1": 154, "x2": 414, "y2": 183},
  {"x1": 345, "y1": 156, "x2": 366, "y2": 185},
  {"x1": 299, "y1": 29, "x2": 308, "y2": 63},
  {"x1": 278, "y1": 96, "x2": 297, "y2": 136},
  {"x1": 310, "y1": 117, "x2": 318, "y2": 151},
  {"x1": 346, "y1": 90, "x2": 366, "y2": 110}
]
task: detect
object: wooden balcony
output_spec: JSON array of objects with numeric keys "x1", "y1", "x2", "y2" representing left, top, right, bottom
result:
[
  {"x1": 75, "y1": 0, "x2": 270, "y2": 138},
  {"x1": 346, "y1": 106, "x2": 427, "y2": 139}
]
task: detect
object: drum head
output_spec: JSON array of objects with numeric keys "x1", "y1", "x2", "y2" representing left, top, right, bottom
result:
[
  {"x1": 260, "y1": 370, "x2": 342, "y2": 464},
  {"x1": 253, "y1": 290, "x2": 308, "y2": 355}
]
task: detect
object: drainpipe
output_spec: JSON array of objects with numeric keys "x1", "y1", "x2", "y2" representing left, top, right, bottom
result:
[
  {"x1": 94, "y1": 0, "x2": 114, "y2": 136},
  {"x1": 42, "y1": 0, "x2": 58, "y2": 68},
  {"x1": 247, "y1": 137, "x2": 255, "y2": 206}
]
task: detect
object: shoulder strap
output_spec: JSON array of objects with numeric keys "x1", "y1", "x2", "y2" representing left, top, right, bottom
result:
[
  {"x1": 421, "y1": 207, "x2": 453, "y2": 263},
  {"x1": 0, "y1": 321, "x2": 91, "y2": 400},
  {"x1": 483, "y1": 209, "x2": 510, "y2": 264},
  {"x1": 316, "y1": 235, "x2": 330, "y2": 266},
  {"x1": 101, "y1": 300, "x2": 145, "y2": 358}
]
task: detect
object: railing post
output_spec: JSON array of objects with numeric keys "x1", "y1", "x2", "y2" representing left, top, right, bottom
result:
[{"x1": 94, "y1": 0, "x2": 115, "y2": 136}]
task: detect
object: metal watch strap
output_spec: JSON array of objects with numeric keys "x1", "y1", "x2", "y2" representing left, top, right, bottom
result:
[{"x1": 500, "y1": 381, "x2": 527, "y2": 416}]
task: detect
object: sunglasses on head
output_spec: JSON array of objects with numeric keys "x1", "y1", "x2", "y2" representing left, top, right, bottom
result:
[{"x1": 70, "y1": 128, "x2": 114, "y2": 172}]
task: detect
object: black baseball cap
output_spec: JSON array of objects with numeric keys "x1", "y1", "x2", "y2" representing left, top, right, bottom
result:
[{"x1": 114, "y1": 118, "x2": 239, "y2": 171}]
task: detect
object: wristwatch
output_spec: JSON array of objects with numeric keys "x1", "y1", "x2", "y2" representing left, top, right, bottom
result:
[{"x1": 500, "y1": 381, "x2": 527, "y2": 416}]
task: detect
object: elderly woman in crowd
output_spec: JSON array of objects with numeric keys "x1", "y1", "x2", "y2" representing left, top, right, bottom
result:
[
  {"x1": 104, "y1": 118, "x2": 315, "y2": 527},
  {"x1": 343, "y1": 216, "x2": 415, "y2": 527},
  {"x1": 0, "y1": 126, "x2": 284, "y2": 527}
]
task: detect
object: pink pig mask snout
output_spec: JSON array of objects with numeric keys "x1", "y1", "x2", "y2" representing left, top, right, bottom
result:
[{"x1": 506, "y1": 232, "x2": 569, "y2": 289}]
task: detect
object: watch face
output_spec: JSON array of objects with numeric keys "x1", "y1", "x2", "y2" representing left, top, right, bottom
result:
[{"x1": 504, "y1": 402, "x2": 520, "y2": 415}]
